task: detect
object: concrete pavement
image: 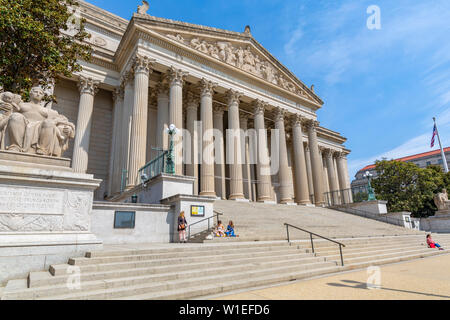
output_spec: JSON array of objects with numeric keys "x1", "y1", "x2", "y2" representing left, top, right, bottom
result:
[{"x1": 212, "y1": 253, "x2": 450, "y2": 300}]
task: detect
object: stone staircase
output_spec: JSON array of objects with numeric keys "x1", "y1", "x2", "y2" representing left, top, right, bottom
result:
[
  {"x1": 209, "y1": 200, "x2": 424, "y2": 241},
  {"x1": 2, "y1": 201, "x2": 449, "y2": 300},
  {"x1": 1, "y1": 234, "x2": 449, "y2": 300}
]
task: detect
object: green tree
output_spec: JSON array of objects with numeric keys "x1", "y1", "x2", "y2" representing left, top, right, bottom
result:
[
  {"x1": 372, "y1": 160, "x2": 443, "y2": 217},
  {"x1": 0, "y1": 0, "x2": 91, "y2": 100}
]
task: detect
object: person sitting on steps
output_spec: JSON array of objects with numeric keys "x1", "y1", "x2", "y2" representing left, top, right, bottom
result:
[
  {"x1": 427, "y1": 234, "x2": 444, "y2": 250},
  {"x1": 225, "y1": 220, "x2": 237, "y2": 237},
  {"x1": 214, "y1": 220, "x2": 225, "y2": 237}
]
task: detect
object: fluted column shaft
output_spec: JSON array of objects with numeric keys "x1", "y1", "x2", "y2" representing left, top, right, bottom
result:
[
  {"x1": 199, "y1": 79, "x2": 216, "y2": 196},
  {"x1": 307, "y1": 120, "x2": 325, "y2": 205},
  {"x1": 227, "y1": 89, "x2": 245, "y2": 200},
  {"x1": 253, "y1": 101, "x2": 272, "y2": 202},
  {"x1": 292, "y1": 116, "x2": 311, "y2": 205},
  {"x1": 240, "y1": 114, "x2": 252, "y2": 201},
  {"x1": 186, "y1": 93, "x2": 199, "y2": 194},
  {"x1": 325, "y1": 149, "x2": 340, "y2": 204},
  {"x1": 120, "y1": 72, "x2": 134, "y2": 190},
  {"x1": 337, "y1": 153, "x2": 351, "y2": 203},
  {"x1": 72, "y1": 76, "x2": 99, "y2": 173},
  {"x1": 274, "y1": 109, "x2": 293, "y2": 204},
  {"x1": 168, "y1": 67, "x2": 187, "y2": 175},
  {"x1": 127, "y1": 55, "x2": 154, "y2": 187},
  {"x1": 109, "y1": 87, "x2": 124, "y2": 195},
  {"x1": 156, "y1": 81, "x2": 169, "y2": 151},
  {"x1": 213, "y1": 105, "x2": 226, "y2": 199},
  {"x1": 304, "y1": 144, "x2": 314, "y2": 203}
]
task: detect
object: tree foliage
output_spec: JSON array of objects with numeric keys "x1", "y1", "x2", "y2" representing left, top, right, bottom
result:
[
  {"x1": 372, "y1": 160, "x2": 449, "y2": 217},
  {"x1": 0, "y1": 0, "x2": 91, "y2": 100}
]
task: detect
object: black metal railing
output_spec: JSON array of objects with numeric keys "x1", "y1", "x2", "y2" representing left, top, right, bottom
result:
[
  {"x1": 187, "y1": 210, "x2": 223, "y2": 241},
  {"x1": 284, "y1": 223, "x2": 346, "y2": 266}
]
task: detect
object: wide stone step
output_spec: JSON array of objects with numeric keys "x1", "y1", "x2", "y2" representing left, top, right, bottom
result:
[
  {"x1": 86, "y1": 241, "x2": 291, "y2": 258},
  {"x1": 29, "y1": 253, "x2": 325, "y2": 289},
  {"x1": 117, "y1": 265, "x2": 342, "y2": 300},
  {"x1": 51, "y1": 249, "x2": 316, "y2": 276},
  {"x1": 73, "y1": 245, "x2": 302, "y2": 265},
  {"x1": 32, "y1": 261, "x2": 337, "y2": 300},
  {"x1": 68, "y1": 247, "x2": 308, "y2": 267}
]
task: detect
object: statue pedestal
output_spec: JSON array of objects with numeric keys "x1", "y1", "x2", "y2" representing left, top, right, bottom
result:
[{"x1": 0, "y1": 152, "x2": 102, "y2": 285}]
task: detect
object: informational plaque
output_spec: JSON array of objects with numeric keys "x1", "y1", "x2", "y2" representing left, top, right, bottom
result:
[
  {"x1": 190, "y1": 205, "x2": 205, "y2": 217},
  {"x1": 0, "y1": 185, "x2": 65, "y2": 215}
]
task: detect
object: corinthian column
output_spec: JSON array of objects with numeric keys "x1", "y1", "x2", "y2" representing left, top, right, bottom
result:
[
  {"x1": 324, "y1": 148, "x2": 339, "y2": 205},
  {"x1": 226, "y1": 89, "x2": 245, "y2": 200},
  {"x1": 199, "y1": 79, "x2": 217, "y2": 196},
  {"x1": 336, "y1": 152, "x2": 351, "y2": 203},
  {"x1": 304, "y1": 143, "x2": 314, "y2": 203},
  {"x1": 306, "y1": 119, "x2": 325, "y2": 206},
  {"x1": 156, "y1": 79, "x2": 170, "y2": 151},
  {"x1": 168, "y1": 67, "x2": 188, "y2": 175},
  {"x1": 185, "y1": 92, "x2": 199, "y2": 194},
  {"x1": 252, "y1": 100, "x2": 272, "y2": 202},
  {"x1": 109, "y1": 87, "x2": 124, "y2": 195},
  {"x1": 213, "y1": 104, "x2": 227, "y2": 199},
  {"x1": 120, "y1": 71, "x2": 134, "y2": 191},
  {"x1": 292, "y1": 115, "x2": 311, "y2": 205},
  {"x1": 72, "y1": 76, "x2": 99, "y2": 173},
  {"x1": 274, "y1": 108, "x2": 294, "y2": 204},
  {"x1": 127, "y1": 55, "x2": 154, "y2": 187},
  {"x1": 240, "y1": 112, "x2": 252, "y2": 201}
]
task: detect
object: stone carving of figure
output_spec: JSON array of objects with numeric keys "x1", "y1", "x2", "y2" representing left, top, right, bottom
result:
[
  {"x1": 0, "y1": 92, "x2": 21, "y2": 149},
  {"x1": 207, "y1": 43, "x2": 220, "y2": 59},
  {"x1": 434, "y1": 189, "x2": 450, "y2": 211},
  {"x1": 224, "y1": 43, "x2": 237, "y2": 66},
  {"x1": 167, "y1": 33, "x2": 185, "y2": 44},
  {"x1": 261, "y1": 62, "x2": 278, "y2": 85},
  {"x1": 190, "y1": 38, "x2": 209, "y2": 54},
  {"x1": 235, "y1": 47, "x2": 245, "y2": 68},
  {"x1": 242, "y1": 46, "x2": 256, "y2": 73},
  {"x1": 3, "y1": 86, "x2": 75, "y2": 157}
]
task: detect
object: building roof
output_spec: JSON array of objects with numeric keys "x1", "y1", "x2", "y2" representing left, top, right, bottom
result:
[{"x1": 358, "y1": 147, "x2": 450, "y2": 173}]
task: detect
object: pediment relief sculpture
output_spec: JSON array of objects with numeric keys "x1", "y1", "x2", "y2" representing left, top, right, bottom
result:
[
  {"x1": 164, "y1": 32, "x2": 314, "y2": 101},
  {"x1": 0, "y1": 87, "x2": 75, "y2": 158}
]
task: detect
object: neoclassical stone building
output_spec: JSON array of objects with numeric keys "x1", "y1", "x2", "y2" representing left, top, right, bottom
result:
[{"x1": 54, "y1": 0, "x2": 351, "y2": 206}]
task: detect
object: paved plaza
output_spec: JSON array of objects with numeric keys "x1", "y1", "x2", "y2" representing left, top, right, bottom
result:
[{"x1": 212, "y1": 253, "x2": 450, "y2": 300}]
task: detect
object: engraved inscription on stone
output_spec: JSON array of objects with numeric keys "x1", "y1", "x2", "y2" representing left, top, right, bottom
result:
[{"x1": 0, "y1": 186, "x2": 65, "y2": 215}]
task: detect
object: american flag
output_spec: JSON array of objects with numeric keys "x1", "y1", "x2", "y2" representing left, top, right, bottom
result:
[{"x1": 431, "y1": 124, "x2": 437, "y2": 148}]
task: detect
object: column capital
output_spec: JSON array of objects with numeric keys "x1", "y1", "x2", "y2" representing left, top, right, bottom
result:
[
  {"x1": 168, "y1": 66, "x2": 188, "y2": 87},
  {"x1": 239, "y1": 111, "x2": 250, "y2": 121},
  {"x1": 120, "y1": 70, "x2": 134, "y2": 88},
  {"x1": 252, "y1": 99, "x2": 268, "y2": 116},
  {"x1": 291, "y1": 114, "x2": 305, "y2": 127},
  {"x1": 78, "y1": 76, "x2": 100, "y2": 96},
  {"x1": 132, "y1": 54, "x2": 155, "y2": 75},
  {"x1": 112, "y1": 86, "x2": 124, "y2": 102},
  {"x1": 199, "y1": 78, "x2": 217, "y2": 98},
  {"x1": 213, "y1": 103, "x2": 226, "y2": 116},
  {"x1": 274, "y1": 107, "x2": 286, "y2": 123},
  {"x1": 226, "y1": 89, "x2": 242, "y2": 105},
  {"x1": 323, "y1": 148, "x2": 334, "y2": 158},
  {"x1": 156, "y1": 81, "x2": 170, "y2": 96},
  {"x1": 304, "y1": 118, "x2": 320, "y2": 131},
  {"x1": 186, "y1": 91, "x2": 199, "y2": 110}
]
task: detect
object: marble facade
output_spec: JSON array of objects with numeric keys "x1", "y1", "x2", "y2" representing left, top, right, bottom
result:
[{"x1": 48, "y1": 1, "x2": 352, "y2": 206}]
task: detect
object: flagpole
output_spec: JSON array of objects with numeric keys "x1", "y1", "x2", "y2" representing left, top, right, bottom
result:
[{"x1": 433, "y1": 117, "x2": 449, "y2": 173}]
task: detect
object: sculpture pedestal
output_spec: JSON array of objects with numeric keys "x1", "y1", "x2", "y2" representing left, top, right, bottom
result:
[{"x1": 0, "y1": 153, "x2": 102, "y2": 285}]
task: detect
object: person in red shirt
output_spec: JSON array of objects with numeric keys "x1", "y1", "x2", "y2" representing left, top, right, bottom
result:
[{"x1": 427, "y1": 234, "x2": 444, "y2": 250}]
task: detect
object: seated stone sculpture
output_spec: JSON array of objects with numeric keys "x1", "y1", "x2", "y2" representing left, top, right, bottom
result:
[
  {"x1": 434, "y1": 189, "x2": 450, "y2": 212},
  {"x1": 0, "y1": 86, "x2": 76, "y2": 158}
]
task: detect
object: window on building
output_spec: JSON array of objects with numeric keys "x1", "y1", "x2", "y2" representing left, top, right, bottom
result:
[
  {"x1": 426, "y1": 161, "x2": 432, "y2": 166},
  {"x1": 438, "y1": 159, "x2": 443, "y2": 165}
]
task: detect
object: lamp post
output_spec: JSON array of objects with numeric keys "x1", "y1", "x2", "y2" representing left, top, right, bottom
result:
[
  {"x1": 165, "y1": 124, "x2": 179, "y2": 175},
  {"x1": 363, "y1": 171, "x2": 376, "y2": 201}
]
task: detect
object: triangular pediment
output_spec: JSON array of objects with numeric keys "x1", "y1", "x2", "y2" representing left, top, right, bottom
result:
[{"x1": 132, "y1": 14, "x2": 322, "y2": 106}]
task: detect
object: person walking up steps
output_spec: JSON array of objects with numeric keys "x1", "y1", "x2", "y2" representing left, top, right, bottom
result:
[{"x1": 178, "y1": 211, "x2": 188, "y2": 243}]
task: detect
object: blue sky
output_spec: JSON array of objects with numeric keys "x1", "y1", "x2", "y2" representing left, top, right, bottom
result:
[{"x1": 84, "y1": 0, "x2": 450, "y2": 179}]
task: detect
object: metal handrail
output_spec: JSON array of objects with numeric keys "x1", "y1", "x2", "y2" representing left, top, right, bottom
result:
[
  {"x1": 284, "y1": 223, "x2": 346, "y2": 266},
  {"x1": 187, "y1": 210, "x2": 223, "y2": 240},
  {"x1": 138, "y1": 150, "x2": 168, "y2": 183}
]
